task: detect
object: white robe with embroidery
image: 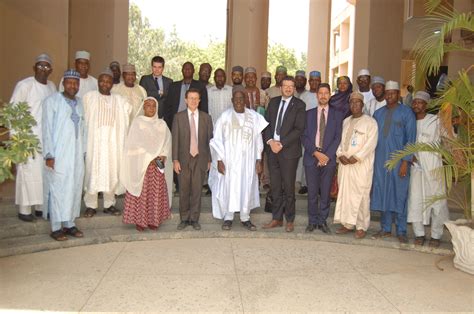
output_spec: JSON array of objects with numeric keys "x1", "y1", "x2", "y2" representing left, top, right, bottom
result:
[
  {"x1": 112, "y1": 82, "x2": 147, "y2": 122},
  {"x1": 334, "y1": 114, "x2": 378, "y2": 226},
  {"x1": 83, "y1": 91, "x2": 131, "y2": 195},
  {"x1": 408, "y1": 114, "x2": 449, "y2": 224},
  {"x1": 209, "y1": 108, "x2": 268, "y2": 218},
  {"x1": 10, "y1": 77, "x2": 56, "y2": 206}
]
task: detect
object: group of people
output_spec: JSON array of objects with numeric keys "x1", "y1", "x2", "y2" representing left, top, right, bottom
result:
[{"x1": 9, "y1": 51, "x2": 449, "y2": 248}]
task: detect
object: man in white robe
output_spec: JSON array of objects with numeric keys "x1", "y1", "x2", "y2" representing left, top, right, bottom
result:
[
  {"x1": 364, "y1": 76, "x2": 386, "y2": 116},
  {"x1": 207, "y1": 68, "x2": 232, "y2": 121},
  {"x1": 83, "y1": 68, "x2": 131, "y2": 217},
  {"x1": 209, "y1": 90, "x2": 268, "y2": 231},
  {"x1": 334, "y1": 92, "x2": 378, "y2": 239},
  {"x1": 42, "y1": 69, "x2": 85, "y2": 241},
  {"x1": 408, "y1": 91, "x2": 449, "y2": 248},
  {"x1": 10, "y1": 53, "x2": 56, "y2": 222},
  {"x1": 111, "y1": 63, "x2": 147, "y2": 121},
  {"x1": 356, "y1": 69, "x2": 375, "y2": 105},
  {"x1": 59, "y1": 51, "x2": 97, "y2": 99}
]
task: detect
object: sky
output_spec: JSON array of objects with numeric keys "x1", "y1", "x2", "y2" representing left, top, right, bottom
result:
[{"x1": 131, "y1": 0, "x2": 309, "y2": 55}]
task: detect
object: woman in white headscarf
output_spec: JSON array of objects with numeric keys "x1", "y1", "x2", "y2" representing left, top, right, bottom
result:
[{"x1": 120, "y1": 97, "x2": 173, "y2": 231}]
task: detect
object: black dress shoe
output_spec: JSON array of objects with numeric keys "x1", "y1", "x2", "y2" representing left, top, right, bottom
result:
[
  {"x1": 318, "y1": 223, "x2": 331, "y2": 234},
  {"x1": 18, "y1": 213, "x2": 36, "y2": 222},
  {"x1": 177, "y1": 221, "x2": 188, "y2": 230},
  {"x1": 35, "y1": 210, "x2": 43, "y2": 217},
  {"x1": 305, "y1": 224, "x2": 316, "y2": 232},
  {"x1": 298, "y1": 186, "x2": 308, "y2": 194},
  {"x1": 241, "y1": 220, "x2": 257, "y2": 231},
  {"x1": 191, "y1": 221, "x2": 201, "y2": 230}
]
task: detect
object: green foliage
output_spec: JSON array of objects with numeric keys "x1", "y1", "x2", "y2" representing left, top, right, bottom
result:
[
  {"x1": 0, "y1": 102, "x2": 41, "y2": 183},
  {"x1": 128, "y1": 3, "x2": 306, "y2": 82},
  {"x1": 387, "y1": 0, "x2": 473, "y2": 219}
]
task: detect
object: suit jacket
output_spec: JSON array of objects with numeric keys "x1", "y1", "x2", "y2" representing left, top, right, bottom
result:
[
  {"x1": 302, "y1": 106, "x2": 343, "y2": 167},
  {"x1": 164, "y1": 79, "x2": 208, "y2": 129},
  {"x1": 263, "y1": 96, "x2": 306, "y2": 159},
  {"x1": 139, "y1": 74, "x2": 173, "y2": 119},
  {"x1": 172, "y1": 110, "x2": 213, "y2": 172}
]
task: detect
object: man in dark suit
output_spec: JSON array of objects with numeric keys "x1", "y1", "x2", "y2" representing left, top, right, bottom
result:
[
  {"x1": 172, "y1": 88, "x2": 213, "y2": 231},
  {"x1": 139, "y1": 55, "x2": 173, "y2": 119},
  {"x1": 164, "y1": 61, "x2": 208, "y2": 130},
  {"x1": 262, "y1": 76, "x2": 306, "y2": 232},
  {"x1": 302, "y1": 83, "x2": 343, "y2": 233}
]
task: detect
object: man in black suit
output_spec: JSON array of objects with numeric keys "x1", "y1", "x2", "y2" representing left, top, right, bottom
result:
[
  {"x1": 164, "y1": 62, "x2": 208, "y2": 130},
  {"x1": 262, "y1": 76, "x2": 306, "y2": 232},
  {"x1": 139, "y1": 55, "x2": 173, "y2": 119}
]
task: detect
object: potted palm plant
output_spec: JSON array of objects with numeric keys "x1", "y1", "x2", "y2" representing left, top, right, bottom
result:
[
  {"x1": 386, "y1": 0, "x2": 473, "y2": 274},
  {"x1": 0, "y1": 101, "x2": 41, "y2": 184}
]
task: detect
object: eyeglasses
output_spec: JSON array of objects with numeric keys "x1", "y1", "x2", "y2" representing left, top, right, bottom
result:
[{"x1": 36, "y1": 64, "x2": 51, "y2": 71}]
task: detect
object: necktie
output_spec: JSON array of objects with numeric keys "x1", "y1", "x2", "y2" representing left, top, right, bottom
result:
[
  {"x1": 276, "y1": 100, "x2": 286, "y2": 136},
  {"x1": 319, "y1": 108, "x2": 326, "y2": 147},
  {"x1": 155, "y1": 77, "x2": 160, "y2": 91},
  {"x1": 190, "y1": 112, "x2": 198, "y2": 157}
]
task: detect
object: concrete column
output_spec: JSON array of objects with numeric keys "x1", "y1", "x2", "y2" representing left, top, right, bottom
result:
[
  {"x1": 0, "y1": 0, "x2": 69, "y2": 101},
  {"x1": 307, "y1": 0, "x2": 331, "y2": 82},
  {"x1": 361, "y1": 0, "x2": 404, "y2": 83},
  {"x1": 69, "y1": 0, "x2": 129, "y2": 77},
  {"x1": 226, "y1": 0, "x2": 269, "y2": 79}
]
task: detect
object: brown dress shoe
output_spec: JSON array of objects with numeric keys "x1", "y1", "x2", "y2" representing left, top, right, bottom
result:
[
  {"x1": 354, "y1": 229, "x2": 366, "y2": 239},
  {"x1": 285, "y1": 222, "x2": 294, "y2": 232},
  {"x1": 262, "y1": 220, "x2": 283, "y2": 229},
  {"x1": 336, "y1": 226, "x2": 353, "y2": 234}
]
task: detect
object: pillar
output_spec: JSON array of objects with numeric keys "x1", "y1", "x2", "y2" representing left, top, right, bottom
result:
[
  {"x1": 307, "y1": 0, "x2": 331, "y2": 82},
  {"x1": 226, "y1": 0, "x2": 269, "y2": 80}
]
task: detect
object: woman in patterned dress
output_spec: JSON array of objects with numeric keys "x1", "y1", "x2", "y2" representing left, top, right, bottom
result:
[{"x1": 120, "y1": 97, "x2": 173, "y2": 231}]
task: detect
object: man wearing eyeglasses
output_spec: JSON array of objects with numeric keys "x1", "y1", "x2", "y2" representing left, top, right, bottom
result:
[{"x1": 9, "y1": 53, "x2": 57, "y2": 222}]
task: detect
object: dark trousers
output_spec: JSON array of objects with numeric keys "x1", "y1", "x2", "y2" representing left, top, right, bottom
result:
[
  {"x1": 305, "y1": 163, "x2": 336, "y2": 224},
  {"x1": 380, "y1": 210, "x2": 407, "y2": 236},
  {"x1": 178, "y1": 155, "x2": 205, "y2": 222},
  {"x1": 267, "y1": 152, "x2": 299, "y2": 222}
]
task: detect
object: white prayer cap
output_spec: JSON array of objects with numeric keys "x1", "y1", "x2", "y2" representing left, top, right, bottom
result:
[
  {"x1": 122, "y1": 64, "x2": 136, "y2": 73},
  {"x1": 357, "y1": 69, "x2": 370, "y2": 77},
  {"x1": 371, "y1": 76, "x2": 385, "y2": 86},
  {"x1": 75, "y1": 50, "x2": 90, "y2": 60},
  {"x1": 349, "y1": 91, "x2": 365, "y2": 103},
  {"x1": 99, "y1": 67, "x2": 113, "y2": 78},
  {"x1": 261, "y1": 71, "x2": 271, "y2": 78},
  {"x1": 35, "y1": 53, "x2": 52, "y2": 65},
  {"x1": 414, "y1": 91, "x2": 430, "y2": 103},
  {"x1": 244, "y1": 67, "x2": 257, "y2": 74},
  {"x1": 385, "y1": 80, "x2": 400, "y2": 91}
]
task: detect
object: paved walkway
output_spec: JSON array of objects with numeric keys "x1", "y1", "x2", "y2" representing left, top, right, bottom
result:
[{"x1": 1, "y1": 238, "x2": 472, "y2": 312}]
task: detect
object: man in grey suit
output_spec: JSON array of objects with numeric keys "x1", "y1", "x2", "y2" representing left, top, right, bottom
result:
[
  {"x1": 262, "y1": 76, "x2": 306, "y2": 232},
  {"x1": 172, "y1": 88, "x2": 213, "y2": 230},
  {"x1": 139, "y1": 55, "x2": 173, "y2": 119}
]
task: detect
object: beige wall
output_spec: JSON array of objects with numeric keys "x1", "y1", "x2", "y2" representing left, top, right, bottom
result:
[
  {"x1": 0, "y1": 0, "x2": 69, "y2": 102},
  {"x1": 69, "y1": 0, "x2": 129, "y2": 77},
  {"x1": 226, "y1": 0, "x2": 269, "y2": 81}
]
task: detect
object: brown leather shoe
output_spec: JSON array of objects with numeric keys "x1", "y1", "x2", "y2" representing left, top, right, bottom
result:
[
  {"x1": 354, "y1": 229, "x2": 366, "y2": 239},
  {"x1": 262, "y1": 220, "x2": 283, "y2": 229},
  {"x1": 285, "y1": 222, "x2": 294, "y2": 232},
  {"x1": 336, "y1": 226, "x2": 353, "y2": 234}
]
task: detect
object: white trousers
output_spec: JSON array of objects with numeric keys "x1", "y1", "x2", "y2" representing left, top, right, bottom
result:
[
  {"x1": 83, "y1": 192, "x2": 116, "y2": 209},
  {"x1": 224, "y1": 211, "x2": 250, "y2": 222},
  {"x1": 19, "y1": 204, "x2": 42, "y2": 215},
  {"x1": 412, "y1": 218, "x2": 445, "y2": 240}
]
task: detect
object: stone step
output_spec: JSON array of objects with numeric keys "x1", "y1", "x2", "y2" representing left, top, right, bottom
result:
[
  {"x1": 0, "y1": 194, "x2": 311, "y2": 217},
  {"x1": 0, "y1": 222, "x2": 454, "y2": 258}
]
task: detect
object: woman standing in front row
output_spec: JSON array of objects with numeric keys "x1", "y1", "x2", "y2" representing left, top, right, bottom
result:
[{"x1": 121, "y1": 97, "x2": 173, "y2": 231}]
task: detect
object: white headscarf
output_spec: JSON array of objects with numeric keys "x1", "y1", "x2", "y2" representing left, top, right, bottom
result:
[{"x1": 120, "y1": 97, "x2": 173, "y2": 204}]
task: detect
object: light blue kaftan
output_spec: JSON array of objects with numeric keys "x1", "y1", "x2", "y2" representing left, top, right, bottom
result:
[
  {"x1": 42, "y1": 92, "x2": 86, "y2": 223},
  {"x1": 370, "y1": 103, "x2": 416, "y2": 231}
]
